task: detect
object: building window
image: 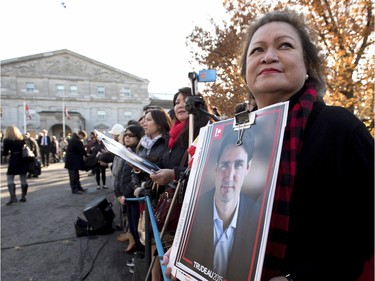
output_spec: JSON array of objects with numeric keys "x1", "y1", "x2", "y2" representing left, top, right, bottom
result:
[
  {"x1": 124, "y1": 111, "x2": 132, "y2": 121},
  {"x1": 69, "y1": 85, "x2": 78, "y2": 95},
  {"x1": 97, "y1": 86, "x2": 105, "y2": 96},
  {"x1": 120, "y1": 87, "x2": 131, "y2": 97},
  {"x1": 97, "y1": 111, "x2": 106, "y2": 120},
  {"x1": 26, "y1": 82, "x2": 35, "y2": 93},
  {"x1": 56, "y1": 84, "x2": 65, "y2": 94}
]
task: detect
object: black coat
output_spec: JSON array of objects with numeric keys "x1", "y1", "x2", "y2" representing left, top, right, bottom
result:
[
  {"x1": 37, "y1": 135, "x2": 51, "y2": 149},
  {"x1": 285, "y1": 101, "x2": 374, "y2": 280},
  {"x1": 64, "y1": 133, "x2": 87, "y2": 170},
  {"x1": 137, "y1": 136, "x2": 169, "y2": 168},
  {"x1": 161, "y1": 141, "x2": 188, "y2": 180},
  {"x1": 90, "y1": 141, "x2": 106, "y2": 168},
  {"x1": 3, "y1": 139, "x2": 29, "y2": 175},
  {"x1": 112, "y1": 155, "x2": 133, "y2": 198},
  {"x1": 133, "y1": 136, "x2": 169, "y2": 199}
]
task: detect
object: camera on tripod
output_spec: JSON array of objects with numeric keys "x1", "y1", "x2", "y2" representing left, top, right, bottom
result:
[{"x1": 185, "y1": 96, "x2": 205, "y2": 113}]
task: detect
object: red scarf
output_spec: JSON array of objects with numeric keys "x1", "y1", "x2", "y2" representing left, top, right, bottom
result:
[
  {"x1": 261, "y1": 87, "x2": 317, "y2": 280},
  {"x1": 168, "y1": 120, "x2": 187, "y2": 149}
]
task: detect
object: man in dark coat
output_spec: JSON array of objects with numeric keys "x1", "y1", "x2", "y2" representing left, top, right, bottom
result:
[
  {"x1": 37, "y1": 129, "x2": 51, "y2": 167},
  {"x1": 64, "y1": 130, "x2": 87, "y2": 194}
]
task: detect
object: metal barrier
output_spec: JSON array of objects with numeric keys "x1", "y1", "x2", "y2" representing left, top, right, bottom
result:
[{"x1": 126, "y1": 196, "x2": 171, "y2": 281}]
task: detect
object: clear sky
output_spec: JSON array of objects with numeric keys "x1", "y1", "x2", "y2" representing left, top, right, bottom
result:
[{"x1": 1, "y1": 0, "x2": 227, "y2": 96}]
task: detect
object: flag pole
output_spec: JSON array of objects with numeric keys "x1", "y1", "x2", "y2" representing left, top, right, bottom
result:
[
  {"x1": 23, "y1": 99, "x2": 27, "y2": 134},
  {"x1": 63, "y1": 100, "x2": 66, "y2": 138}
]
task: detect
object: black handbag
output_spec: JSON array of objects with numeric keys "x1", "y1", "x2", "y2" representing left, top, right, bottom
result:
[
  {"x1": 28, "y1": 158, "x2": 42, "y2": 176},
  {"x1": 84, "y1": 154, "x2": 97, "y2": 171}
]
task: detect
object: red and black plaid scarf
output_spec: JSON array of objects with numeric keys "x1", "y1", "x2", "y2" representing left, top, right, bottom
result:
[{"x1": 261, "y1": 87, "x2": 318, "y2": 280}]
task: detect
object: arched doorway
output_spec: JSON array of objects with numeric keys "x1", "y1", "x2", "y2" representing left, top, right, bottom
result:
[{"x1": 50, "y1": 124, "x2": 72, "y2": 140}]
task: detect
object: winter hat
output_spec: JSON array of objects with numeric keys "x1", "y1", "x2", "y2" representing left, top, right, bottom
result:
[
  {"x1": 126, "y1": 125, "x2": 145, "y2": 141},
  {"x1": 109, "y1": 124, "x2": 125, "y2": 135}
]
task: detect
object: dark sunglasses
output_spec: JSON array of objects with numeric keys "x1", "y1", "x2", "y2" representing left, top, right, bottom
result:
[{"x1": 124, "y1": 133, "x2": 136, "y2": 138}]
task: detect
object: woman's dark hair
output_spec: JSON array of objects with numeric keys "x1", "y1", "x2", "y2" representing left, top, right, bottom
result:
[
  {"x1": 174, "y1": 87, "x2": 214, "y2": 148},
  {"x1": 126, "y1": 125, "x2": 145, "y2": 140},
  {"x1": 143, "y1": 105, "x2": 163, "y2": 113},
  {"x1": 120, "y1": 125, "x2": 144, "y2": 149},
  {"x1": 127, "y1": 119, "x2": 140, "y2": 126},
  {"x1": 146, "y1": 109, "x2": 172, "y2": 137},
  {"x1": 239, "y1": 9, "x2": 326, "y2": 96}
]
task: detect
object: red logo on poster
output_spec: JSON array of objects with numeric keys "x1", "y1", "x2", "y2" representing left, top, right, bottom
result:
[{"x1": 212, "y1": 125, "x2": 224, "y2": 140}]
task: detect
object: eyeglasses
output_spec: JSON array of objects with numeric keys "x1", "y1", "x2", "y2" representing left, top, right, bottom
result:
[{"x1": 124, "y1": 133, "x2": 136, "y2": 138}]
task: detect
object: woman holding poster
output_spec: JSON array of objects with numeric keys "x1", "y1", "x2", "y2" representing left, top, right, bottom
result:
[{"x1": 163, "y1": 9, "x2": 374, "y2": 281}]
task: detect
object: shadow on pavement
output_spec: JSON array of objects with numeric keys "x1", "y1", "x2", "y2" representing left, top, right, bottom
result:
[{"x1": 1, "y1": 162, "x2": 134, "y2": 281}]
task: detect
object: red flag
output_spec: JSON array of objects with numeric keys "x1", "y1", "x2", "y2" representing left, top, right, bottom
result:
[
  {"x1": 64, "y1": 106, "x2": 70, "y2": 120},
  {"x1": 25, "y1": 104, "x2": 32, "y2": 120}
]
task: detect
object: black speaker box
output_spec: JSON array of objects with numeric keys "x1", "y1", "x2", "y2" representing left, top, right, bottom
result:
[{"x1": 83, "y1": 197, "x2": 115, "y2": 230}]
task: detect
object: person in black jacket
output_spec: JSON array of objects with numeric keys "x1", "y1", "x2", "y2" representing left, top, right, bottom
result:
[
  {"x1": 89, "y1": 136, "x2": 108, "y2": 190},
  {"x1": 3, "y1": 125, "x2": 31, "y2": 204},
  {"x1": 150, "y1": 87, "x2": 214, "y2": 188},
  {"x1": 85, "y1": 131, "x2": 97, "y2": 176},
  {"x1": 24, "y1": 132, "x2": 41, "y2": 178},
  {"x1": 113, "y1": 125, "x2": 145, "y2": 254},
  {"x1": 64, "y1": 130, "x2": 88, "y2": 194},
  {"x1": 164, "y1": 9, "x2": 374, "y2": 281},
  {"x1": 50, "y1": 136, "x2": 59, "y2": 163},
  {"x1": 132, "y1": 108, "x2": 171, "y2": 280},
  {"x1": 24, "y1": 132, "x2": 40, "y2": 159},
  {"x1": 37, "y1": 129, "x2": 51, "y2": 167},
  {"x1": 150, "y1": 88, "x2": 216, "y2": 280},
  {"x1": 132, "y1": 109, "x2": 172, "y2": 200}
]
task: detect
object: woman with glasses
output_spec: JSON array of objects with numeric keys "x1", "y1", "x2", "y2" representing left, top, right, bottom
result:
[{"x1": 113, "y1": 125, "x2": 145, "y2": 257}]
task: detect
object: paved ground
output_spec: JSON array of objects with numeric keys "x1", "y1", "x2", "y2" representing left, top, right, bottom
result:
[{"x1": 1, "y1": 162, "x2": 135, "y2": 281}]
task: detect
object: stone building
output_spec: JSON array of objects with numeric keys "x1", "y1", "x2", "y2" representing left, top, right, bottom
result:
[{"x1": 1, "y1": 49, "x2": 172, "y2": 139}]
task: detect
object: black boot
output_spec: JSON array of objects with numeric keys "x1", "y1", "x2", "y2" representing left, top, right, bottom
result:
[
  {"x1": 20, "y1": 184, "x2": 28, "y2": 202},
  {"x1": 77, "y1": 183, "x2": 87, "y2": 192},
  {"x1": 6, "y1": 184, "x2": 17, "y2": 205},
  {"x1": 72, "y1": 185, "x2": 83, "y2": 194}
]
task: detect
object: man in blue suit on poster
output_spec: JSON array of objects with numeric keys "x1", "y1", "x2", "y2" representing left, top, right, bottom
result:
[{"x1": 183, "y1": 129, "x2": 260, "y2": 281}]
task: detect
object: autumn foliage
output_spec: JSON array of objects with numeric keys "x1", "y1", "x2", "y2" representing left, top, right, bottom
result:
[{"x1": 187, "y1": 0, "x2": 374, "y2": 134}]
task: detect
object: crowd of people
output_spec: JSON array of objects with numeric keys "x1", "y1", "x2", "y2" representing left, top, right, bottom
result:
[
  {"x1": 2, "y1": 8, "x2": 373, "y2": 281},
  {"x1": 1, "y1": 128, "x2": 69, "y2": 167},
  {"x1": 1, "y1": 126, "x2": 74, "y2": 204}
]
